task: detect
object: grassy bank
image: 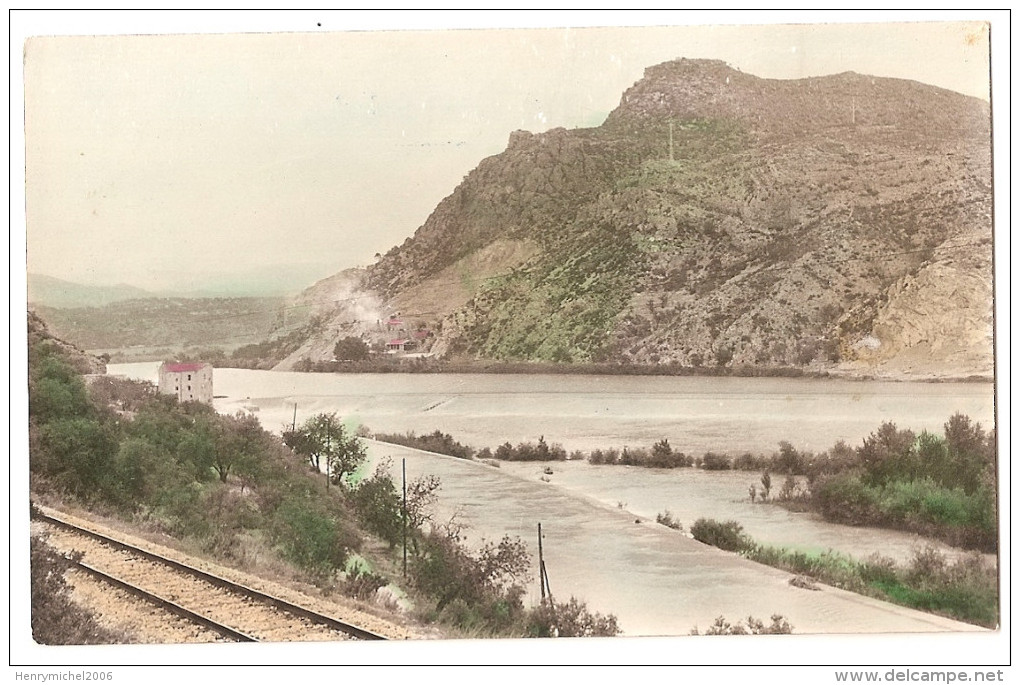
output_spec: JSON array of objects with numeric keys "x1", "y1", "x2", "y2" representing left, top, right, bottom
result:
[{"x1": 689, "y1": 518, "x2": 997, "y2": 628}]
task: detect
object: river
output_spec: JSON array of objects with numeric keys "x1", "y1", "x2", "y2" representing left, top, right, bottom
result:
[
  {"x1": 111, "y1": 364, "x2": 995, "y2": 456},
  {"x1": 109, "y1": 363, "x2": 995, "y2": 637}
]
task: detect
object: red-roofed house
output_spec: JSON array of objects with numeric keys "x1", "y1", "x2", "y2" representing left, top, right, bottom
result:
[
  {"x1": 385, "y1": 339, "x2": 413, "y2": 353},
  {"x1": 158, "y1": 361, "x2": 214, "y2": 404}
]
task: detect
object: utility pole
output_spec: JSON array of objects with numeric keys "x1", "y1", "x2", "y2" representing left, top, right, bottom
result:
[
  {"x1": 538, "y1": 522, "x2": 545, "y2": 602},
  {"x1": 668, "y1": 120, "x2": 675, "y2": 162},
  {"x1": 325, "y1": 430, "x2": 331, "y2": 490},
  {"x1": 292, "y1": 403, "x2": 297, "y2": 432},
  {"x1": 538, "y1": 522, "x2": 558, "y2": 634},
  {"x1": 402, "y1": 458, "x2": 408, "y2": 578}
]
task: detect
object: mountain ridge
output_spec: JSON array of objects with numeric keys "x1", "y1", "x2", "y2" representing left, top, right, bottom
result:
[{"x1": 282, "y1": 59, "x2": 993, "y2": 379}]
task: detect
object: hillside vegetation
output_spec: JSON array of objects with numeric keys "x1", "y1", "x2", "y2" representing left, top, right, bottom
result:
[
  {"x1": 283, "y1": 59, "x2": 991, "y2": 379},
  {"x1": 27, "y1": 312, "x2": 617, "y2": 640}
]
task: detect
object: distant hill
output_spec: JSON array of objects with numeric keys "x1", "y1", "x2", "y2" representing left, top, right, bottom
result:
[
  {"x1": 279, "y1": 59, "x2": 994, "y2": 379},
  {"x1": 32, "y1": 297, "x2": 302, "y2": 353},
  {"x1": 27, "y1": 274, "x2": 154, "y2": 309}
]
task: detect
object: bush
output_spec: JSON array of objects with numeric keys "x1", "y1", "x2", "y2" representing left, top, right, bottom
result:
[
  {"x1": 814, "y1": 472, "x2": 880, "y2": 525},
  {"x1": 343, "y1": 568, "x2": 389, "y2": 600},
  {"x1": 31, "y1": 535, "x2": 126, "y2": 644},
  {"x1": 350, "y1": 462, "x2": 403, "y2": 548},
  {"x1": 813, "y1": 473, "x2": 996, "y2": 551},
  {"x1": 773, "y1": 441, "x2": 807, "y2": 475},
  {"x1": 690, "y1": 518, "x2": 750, "y2": 552},
  {"x1": 526, "y1": 597, "x2": 621, "y2": 637},
  {"x1": 692, "y1": 614, "x2": 793, "y2": 635},
  {"x1": 733, "y1": 452, "x2": 765, "y2": 470},
  {"x1": 700, "y1": 452, "x2": 731, "y2": 470},
  {"x1": 374, "y1": 430, "x2": 475, "y2": 459},
  {"x1": 272, "y1": 497, "x2": 359, "y2": 581},
  {"x1": 656, "y1": 510, "x2": 683, "y2": 531},
  {"x1": 488, "y1": 436, "x2": 567, "y2": 462}
]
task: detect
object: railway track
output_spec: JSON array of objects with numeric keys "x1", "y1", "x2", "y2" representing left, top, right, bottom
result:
[{"x1": 33, "y1": 508, "x2": 388, "y2": 643}]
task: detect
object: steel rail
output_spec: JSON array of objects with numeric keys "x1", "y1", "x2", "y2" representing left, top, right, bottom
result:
[
  {"x1": 35, "y1": 509, "x2": 388, "y2": 641},
  {"x1": 70, "y1": 559, "x2": 259, "y2": 642}
]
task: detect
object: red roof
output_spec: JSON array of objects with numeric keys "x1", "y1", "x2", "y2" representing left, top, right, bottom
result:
[
  {"x1": 163, "y1": 362, "x2": 207, "y2": 373},
  {"x1": 387, "y1": 339, "x2": 410, "y2": 346}
]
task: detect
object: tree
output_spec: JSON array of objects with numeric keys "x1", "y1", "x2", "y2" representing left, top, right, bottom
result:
[
  {"x1": 775, "y1": 441, "x2": 805, "y2": 475},
  {"x1": 406, "y1": 473, "x2": 442, "y2": 530},
  {"x1": 284, "y1": 413, "x2": 366, "y2": 489},
  {"x1": 333, "y1": 336, "x2": 370, "y2": 362},
  {"x1": 351, "y1": 461, "x2": 403, "y2": 547},
  {"x1": 212, "y1": 411, "x2": 266, "y2": 486},
  {"x1": 176, "y1": 415, "x2": 218, "y2": 482},
  {"x1": 37, "y1": 417, "x2": 120, "y2": 500},
  {"x1": 412, "y1": 532, "x2": 531, "y2": 612},
  {"x1": 857, "y1": 422, "x2": 916, "y2": 484}
]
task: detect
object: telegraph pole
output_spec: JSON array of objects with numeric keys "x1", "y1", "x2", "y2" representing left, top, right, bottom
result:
[
  {"x1": 538, "y1": 523, "x2": 545, "y2": 601},
  {"x1": 402, "y1": 458, "x2": 408, "y2": 578}
]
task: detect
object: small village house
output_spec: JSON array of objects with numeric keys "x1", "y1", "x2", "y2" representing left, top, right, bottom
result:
[
  {"x1": 158, "y1": 362, "x2": 214, "y2": 404},
  {"x1": 385, "y1": 317, "x2": 405, "y2": 333},
  {"x1": 386, "y1": 339, "x2": 414, "y2": 353}
]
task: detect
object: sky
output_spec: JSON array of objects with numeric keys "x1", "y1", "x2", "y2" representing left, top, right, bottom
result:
[{"x1": 16, "y1": 11, "x2": 1002, "y2": 296}]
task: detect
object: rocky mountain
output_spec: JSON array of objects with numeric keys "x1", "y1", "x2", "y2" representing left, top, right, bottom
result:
[{"x1": 283, "y1": 59, "x2": 993, "y2": 379}]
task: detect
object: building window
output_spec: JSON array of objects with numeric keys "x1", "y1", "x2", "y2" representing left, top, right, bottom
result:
[{"x1": 188, "y1": 374, "x2": 192, "y2": 381}]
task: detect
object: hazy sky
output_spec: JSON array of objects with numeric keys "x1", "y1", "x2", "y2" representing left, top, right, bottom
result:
[{"x1": 18, "y1": 12, "x2": 997, "y2": 294}]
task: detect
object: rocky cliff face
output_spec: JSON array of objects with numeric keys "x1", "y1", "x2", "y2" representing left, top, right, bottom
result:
[{"x1": 289, "y1": 59, "x2": 993, "y2": 379}]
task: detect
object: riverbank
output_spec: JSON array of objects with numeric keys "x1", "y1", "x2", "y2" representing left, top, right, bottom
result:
[
  {"x1": 363, "y1": 440, "x2": 986, "y2": 636},
  {"x1": 101, "y1": 350, "x2": 994, "y2": 383},
  {"x1": 282, "y1": 358, "x2": 993, "y2": 383}
]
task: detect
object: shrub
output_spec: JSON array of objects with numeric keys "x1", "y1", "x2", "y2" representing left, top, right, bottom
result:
[
  {"x1": 350, "y1": 463, "x2": 404, "y2": 548},
  {"x1": 773, "y1": 441, "x2": 807, "y2": 475},
  {"x1": 526, "y1": 597, "x2": 621, "y2": 637},
  {"x1": 273, "y1": 497, "x2": 358, "y2": 580},
  {"x1": 690, "y1": 518, "x2": 750, "y2": 552},
  {"x1": 374, "y1": 430, "x2": 475, "y2": 459},
  {"x1": 814, "y1": 472, "x2": 879, "y2": 525},
  {"x1": 31, "y1": 535, "x2": 126, "y2": 644},
  {"x1": 813, "y1": 473, "x2": 996, "y2": 551},
  {"x1": 343, "y1": 568, "x2": 389, "y2": 600},
  {"x1": 413, "y1": 532, "x2": 528, "y2": 610},
  {"x1": 691, "y1": 614, "x2": 793, "y2": 635},
  {"x1": 733, "y1": 452, "x2": 765, "y2": 470},
  {"x1": 778, "y1": 474, "x2": 800, "y2": 501},
  {"x1": 656, "y1": 510, "x2": 683, "y2": 531},
  {"x1": 701, "y1": 452, "x2": 731, "y2": 470}
]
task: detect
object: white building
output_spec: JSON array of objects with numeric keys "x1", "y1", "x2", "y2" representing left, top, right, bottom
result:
[{"x1": 157, "y1": 362, "x2": 213, "y2": 404}]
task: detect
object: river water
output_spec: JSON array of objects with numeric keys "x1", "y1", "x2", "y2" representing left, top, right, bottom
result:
[
  {"x1": 109, "y1": 363, "x2": 995, "y2": 637},
  {"x1": 112, "y1": 364, "x2": 995, "y2": 455}
]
